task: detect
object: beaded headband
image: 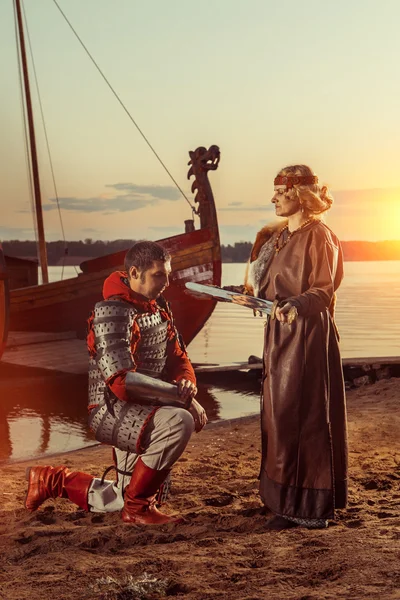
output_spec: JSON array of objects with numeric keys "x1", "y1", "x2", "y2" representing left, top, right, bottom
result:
[{"x1": 274, "y1": 175, "x2": 318, "y2": 189}]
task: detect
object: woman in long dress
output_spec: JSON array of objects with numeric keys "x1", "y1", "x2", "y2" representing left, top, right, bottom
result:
[{"x1": 245, "y1": 164, "x2": 348, "y2": 529}]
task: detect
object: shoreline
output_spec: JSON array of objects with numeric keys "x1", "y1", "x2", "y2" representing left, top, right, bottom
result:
[
  {"x1": 3, "y1": 256, "x2": 400, "y2": 266},
  {"x1": 0, "y1": 377, "x2": 399, "y2": 599},
  {"x1": 1, "y1": 355, "x2": 400, "y2": 465},
  {"x1": 1, "y1": 414, "x2": 261, "y2": 468}
]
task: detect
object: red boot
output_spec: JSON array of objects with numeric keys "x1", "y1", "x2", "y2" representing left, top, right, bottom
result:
[
  {"x1": 121, "y1": 458, "x2": 184, "y2": 525},
  {"x1": 25, "y1": 466, "x2": 93, "y2": 512}
]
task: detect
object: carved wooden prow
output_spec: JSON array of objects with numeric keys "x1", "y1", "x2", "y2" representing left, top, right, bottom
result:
[{"x1": 187, "y1": 145, "x2": 220, "y2": 231}]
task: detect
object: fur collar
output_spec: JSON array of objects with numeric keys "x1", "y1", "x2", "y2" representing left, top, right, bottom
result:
[
  {"x1": 249, "y1": 220, "x2": 287, "y2": 261},
  {"x1": 244, "y1": 220, "x2": 287, "y2": 296}
]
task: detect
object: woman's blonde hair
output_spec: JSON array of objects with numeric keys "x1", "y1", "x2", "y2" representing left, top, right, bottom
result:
[{"x1": 277, "y1": 164, "x2": 333, "y2": 216}]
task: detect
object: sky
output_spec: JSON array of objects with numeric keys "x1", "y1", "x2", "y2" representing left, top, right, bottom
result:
[{"x1": 1, "y1": 0, "x2": 400, "y2": 246}]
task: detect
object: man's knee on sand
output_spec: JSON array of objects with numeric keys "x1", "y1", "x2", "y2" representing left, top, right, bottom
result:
[{"x1": 151, "y1": 406, "x2": 195, "y2": 439}]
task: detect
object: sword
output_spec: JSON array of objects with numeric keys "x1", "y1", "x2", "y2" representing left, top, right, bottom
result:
[{"x1": 185, "y1": 282, "x2": 276, "y2": 317}]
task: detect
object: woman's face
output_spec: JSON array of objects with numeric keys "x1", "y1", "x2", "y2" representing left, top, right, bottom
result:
[{"x1": 271, "y1": 186, "x2": 301, "y2": 217}]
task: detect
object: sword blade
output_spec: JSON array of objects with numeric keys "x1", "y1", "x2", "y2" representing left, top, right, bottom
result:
[{"x1": 185, "y1": 282, "x2": 274, "y2": 315}]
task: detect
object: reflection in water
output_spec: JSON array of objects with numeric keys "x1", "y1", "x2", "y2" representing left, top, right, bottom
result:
[
  {"x1": 0, "y1": 363, "x2": 260, "y2": 463},
  {"x1": 190, "y1": 261, "x2": 400, "y2": 363},
  {"x1": 196, "y1": 370, "x2": 261, "y2": 423},
  {"x1": 4, "y1": 260, "x2": 399, "y2": 463},
  {"x1": 7, "y1": 413, "x2": 48, "y2": 461},
  {"x1": 0, "y1": 404, "x2": 12, "y2": 462},
  {"x1": 2, "y1": 261, "x2": 398, "y2": 462},
  {"x1": 0, "y1": 365, "x2": 95, "y2": 463}
]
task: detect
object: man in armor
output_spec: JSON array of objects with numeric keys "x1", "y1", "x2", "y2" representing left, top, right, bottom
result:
[{"x1": 25, "y1": 241, "x2": 207, "y2": 525}]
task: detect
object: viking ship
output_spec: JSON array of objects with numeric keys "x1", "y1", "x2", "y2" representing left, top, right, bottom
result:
[
  {"x1": 8, "y1": 1, "x2": 221, "y2": 345},
  {"x1": 0, "y1": 245, "x2": 9, "y2": 359}
]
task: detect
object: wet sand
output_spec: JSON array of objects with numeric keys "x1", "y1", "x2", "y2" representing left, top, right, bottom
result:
[{"x1": 0, "y1": 378, "x2": 399, "y2": 600}]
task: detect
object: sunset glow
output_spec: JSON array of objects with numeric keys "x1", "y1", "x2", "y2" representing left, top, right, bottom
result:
[{"x1": 1, "y1": 0, "x2": 400, "y2": 246}]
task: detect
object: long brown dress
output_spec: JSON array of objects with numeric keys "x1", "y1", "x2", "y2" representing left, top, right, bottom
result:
[{"x1": 252, "y1": 219, "x2": 348, "y2": 520}]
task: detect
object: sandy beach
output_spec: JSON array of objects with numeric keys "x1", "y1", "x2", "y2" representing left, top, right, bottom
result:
[{"x1": 0, "y1": 377, "x2": 399, "y2": 600}]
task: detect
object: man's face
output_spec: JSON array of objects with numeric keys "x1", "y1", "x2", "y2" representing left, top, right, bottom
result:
[{"x1": 129, "y1": 260, "x2": 171, "y2": 299}]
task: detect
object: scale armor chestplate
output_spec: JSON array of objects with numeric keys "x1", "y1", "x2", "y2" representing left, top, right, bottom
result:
[
  {"x1": 88, "y1": 299, "x2": 170, "y2": 452},
  {"x1": 135, "y1": 311, "x2": 169, "y2": 378}
]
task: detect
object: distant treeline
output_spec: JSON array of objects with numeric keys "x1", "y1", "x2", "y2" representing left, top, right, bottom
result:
[
  {"x1": 2, "y1": 239, "x2": 400, "y2": 264},
  {"x1": 2, "y1": 239, "x2": 135, "y2": 265},
  {"x1": 222, "y1": 240, "x2": 400, "y2": 262}
]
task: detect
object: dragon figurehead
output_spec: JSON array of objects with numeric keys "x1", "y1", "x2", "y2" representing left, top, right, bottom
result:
[{"x1": 187, "y1": 146, "x2": 220, "y2": 228}]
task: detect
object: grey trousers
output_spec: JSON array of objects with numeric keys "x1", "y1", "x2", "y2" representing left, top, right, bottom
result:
[{"x1": 88, "y1": 406, "x2": 194, "y2": 513}]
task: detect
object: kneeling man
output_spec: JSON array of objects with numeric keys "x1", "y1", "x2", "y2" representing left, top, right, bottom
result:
[{"x1": 25, "y1": 241, "x2": 207, "y2": 525}]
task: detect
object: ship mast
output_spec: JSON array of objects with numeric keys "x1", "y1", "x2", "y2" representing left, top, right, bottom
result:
[{"x1": 14, "y1": 0, "x2": 49, "y2": 284}]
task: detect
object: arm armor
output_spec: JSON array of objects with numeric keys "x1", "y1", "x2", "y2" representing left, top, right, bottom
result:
[
  {"x1": 92, "y1": 300, "x2": 137, "y2": 381},
  {"x1": 125, "y1": 371, "x2": 188, "y2": 408}
]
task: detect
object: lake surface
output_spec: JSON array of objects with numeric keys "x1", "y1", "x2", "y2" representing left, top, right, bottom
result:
[
  {"x1": 2, "y1": 260, "x2": 399, "y2": 463},
  {"x1": 47, "y1": 260, "x2": 400, "y2": 359},
  {"x1": 190, "y1": 260, "x2": 400, "y2": 362}
]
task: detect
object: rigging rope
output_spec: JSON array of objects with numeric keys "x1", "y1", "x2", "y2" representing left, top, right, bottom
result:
[
  {"x1": 22, "y1": 2, "x2": 78, "y2": 278},
  {"x1": 13, "y1": 0, "x2": 39, "y2": 254},
  {"x1": 51, "y1": 0, "x2": 197, "y2": 214}
]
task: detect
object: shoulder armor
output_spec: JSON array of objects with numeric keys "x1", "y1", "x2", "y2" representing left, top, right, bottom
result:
[
  {"x1": 93, "y1": 299, "x2": 137, "y2": 320},
  {"x1": 93, "y1": 300, "x2": 137, "y2": 381}
]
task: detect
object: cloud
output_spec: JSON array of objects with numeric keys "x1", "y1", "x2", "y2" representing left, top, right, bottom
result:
[
  {"x1": 148, "y1": 226, "x2": 183, "y2": 234},
  {"x1": 43, "y1": 195, "x2": 156, "y2": 213},
  {"x1": 219, "y1": 188, "x2": 399, "y2": 219},
  {"x1": 106, "y1": 183, "x2": 181, "y2": 201},
  {"x1": 332, "y1": 187, "x2": 400, "y2": 210},
  {"x1": 220, "y1": 204, "x2": 275, "y2": 212},
  {"x1": 42, "y1": 182, "x2": 184, "y2": 214},
  {"x1": 0, "y1": 226, "x2": 36, "y2": 240}
]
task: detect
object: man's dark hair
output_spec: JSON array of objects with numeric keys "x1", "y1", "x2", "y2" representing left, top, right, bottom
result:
[{"x1": 124, "y1": 241, "x2": 171, "y2": 275}]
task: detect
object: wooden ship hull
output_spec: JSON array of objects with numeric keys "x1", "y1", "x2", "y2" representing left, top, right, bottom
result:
[
  {"x1": 8, "y1": 4, "x2": 222, "y2": 349},
  {"x1": 9, "y1": 146, "x2": 221, "y2": 346},
  {"x1": 0, "y1": 245, "x2": 10, "y2": 359}
]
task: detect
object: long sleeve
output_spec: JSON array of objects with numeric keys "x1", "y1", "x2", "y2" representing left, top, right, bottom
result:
[
  {"x1": 165, "y1": 333, "x2": 196, "y2": 385},
  {"x1": 286, "y1": 237, "x2": 343, "y2": 317},
  {"x1": 109, "y1": 372, "x2": 130, "y2": 402}
]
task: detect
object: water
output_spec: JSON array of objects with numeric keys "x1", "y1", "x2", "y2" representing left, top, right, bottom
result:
[
  {"x1": 190, "y1": 261, "x2": 400, "y2": 362},
  {"x1": 46, "y1": 261, "x2": 400, "y2": 359},
  {"x1": 1, "y1": 261, "x2": 399, "y2": 463}
]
